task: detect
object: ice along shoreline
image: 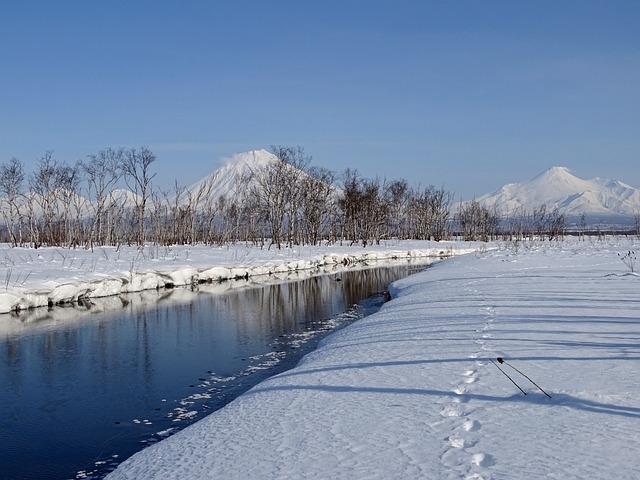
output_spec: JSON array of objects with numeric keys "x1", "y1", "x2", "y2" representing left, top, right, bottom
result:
[{"x1": 0, "y1": 240, "x2": 481, "y2": 315}]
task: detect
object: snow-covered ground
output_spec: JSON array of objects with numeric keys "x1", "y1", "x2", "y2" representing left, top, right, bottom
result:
[
  {"x1": 103, "y1": 237, "x2": 640, "y2": 480},
  {"x1": 2, "y1": 238, "x2": 638, "y2": 479},
  {"x1": 0, "y1": 240, "x2": 474, "y2": 314}
]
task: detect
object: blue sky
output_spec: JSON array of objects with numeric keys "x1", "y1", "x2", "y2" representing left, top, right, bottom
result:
[{"x1": 1, "y1": 1, "x2": 639, "y2": 199}]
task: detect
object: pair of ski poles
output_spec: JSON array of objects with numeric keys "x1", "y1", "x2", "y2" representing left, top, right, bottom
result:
[{"x1": 490, "y1": 357, "x2": 552, "y2": 398}]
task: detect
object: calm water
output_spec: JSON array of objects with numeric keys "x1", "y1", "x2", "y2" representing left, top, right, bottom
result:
[{"x1": 0, "y1": 261, "x2": 432, "y2": 480}]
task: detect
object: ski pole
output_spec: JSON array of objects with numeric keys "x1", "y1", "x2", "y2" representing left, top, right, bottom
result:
[
  {"x1": 497, "y1": 357, "x2": 552, "y2": 399},
  {"x1": 491, "y1": 359, "x2": 527, "y2": 395}
]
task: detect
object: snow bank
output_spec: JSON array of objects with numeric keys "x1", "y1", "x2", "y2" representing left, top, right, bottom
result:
[
  {"x1": 0, "y1": 241, "x2": 475, "y2": 314},
  {"x1": 107, "y1": 237, "x2": 640, "y2": 480}
]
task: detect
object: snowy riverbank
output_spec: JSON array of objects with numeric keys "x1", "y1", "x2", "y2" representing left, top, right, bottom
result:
[
  {"x1": 106, "y1": 237, "x2": 640, "y2": 480},
  {"x1": 0, "y1": 240, "x2": 479, "y2": 314}
]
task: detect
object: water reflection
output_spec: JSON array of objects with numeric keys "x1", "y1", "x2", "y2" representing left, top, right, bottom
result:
[{"x1": 0, "y1": 259, "x2": 435, "y2": 480}]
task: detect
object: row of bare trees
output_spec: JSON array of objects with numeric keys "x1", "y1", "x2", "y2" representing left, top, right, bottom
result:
[
  {"x1": 337, "y1": 171, "x2": 454, "y2": 246},
  {"x1": 0, "y1": 147, "x2": 158, "y2": 248},
  {"x1": 0, "y1": 145, "x2": 586, "y2": 250},
  {"x1": 455, "y1": 200, "x2": 567, "y2": 241},
  {"x1": 0, "y1": 146, "x2": 459, "y2": 249}
]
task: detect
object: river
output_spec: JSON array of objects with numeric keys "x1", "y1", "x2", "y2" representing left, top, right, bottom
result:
[{"x1": 0, "y1": 259, "x2": 435, "y2": 480}]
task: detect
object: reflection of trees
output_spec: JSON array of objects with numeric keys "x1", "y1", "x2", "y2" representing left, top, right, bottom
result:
[
  {"x1": 1, "y1": 336, "x2": 23, "y2": 388},
  {"x1": 217, "y1": 262, "x2": 430, "y2": 343},
  {"x1": 134, "y1": 309, "x2": 154, "y2": 390}
]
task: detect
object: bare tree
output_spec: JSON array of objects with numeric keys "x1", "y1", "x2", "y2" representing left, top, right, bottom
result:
[
  {"x1": 339, "y1": 168, "x2": 361, "y2": 245},
  {"x1": 338, "y1": 171, "x2": 388, "y2": 246},
  {"x1": 29, "y1": 151, "x2": 62, "y2": 246},
  {"x1": 386, "y1": 179, "x2": 409, "y2": 238},
  {"x1": 0, "y1": 158, "x2": 25, "y2": 246},
  {"x1": 169, "y1": 182, "x2": 188, "y2": 244},
  {"x1": 215, "y1": 167, "x2": 257, "y2": 246},
  {"x1": 506, "y1": 206, "x2": 529, "y2": 241},
  {"x1": 122, "y1": 146, "x2": 157, "y2": 246},
  {"x1": 250, "y1": 146, "x2": 310, "y2": 249},
  {"x1": 546, "y1": 206, "x2": 566, "y2": 241},
  {"x1": 149, "y1": 188, "x2": 172, "y2": 245},
  {"x1": 532, "y1": 204, "x2": 547, "y2": 239},
  {"x1": 253, "y1": 160, "x2": 287, "y2": 248},
  {"x1": 579, "y1": 212, "x2": 587, "y2": 241},
  {"x1": 408, "y1": 185, "x2": 454, "y2": 241},
  {"x1": 270, "y1": 145, "x2": 311, "y2": 247},
  {"x1": 361, "y1": 177, "x2": 388, "y2": 245},
  {"x1": 430, "y1": 186, "x2": 454, "y2": 241},
  {"x1": 300, "y1": 166, "x2": 335, "y2": 245},
  {"x1": 457, "y1": 199, "x2": 499, "y2": 242},
  {"x1": 185, "y1": 176, "x2": 215, "y2": 245},
  {"x1": 83, "y1": 147, "x2": 123, "y2": 249},
  {"x1": 55, "y1": 161, "x2": 83, "y2": 247}
]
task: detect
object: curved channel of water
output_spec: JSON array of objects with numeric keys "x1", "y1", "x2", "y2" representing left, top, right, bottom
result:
[{"x1": 0, "y1": 260, "x2": 434, "y2": 480}]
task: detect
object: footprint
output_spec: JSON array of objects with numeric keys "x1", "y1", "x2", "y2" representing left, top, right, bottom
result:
[
  {"x1": 463, "y1": 419, "x2": 481, "y2": 432},
  {"x1": 449, "y1": 436, "x2": 466, "y2": 449},
  {"x1": 465, "y1": 474, "x2": 486, "y2": 480},
  {"x1": 441, "y1": 407, "x2": 462, "y2": 417},
  {"x1": 453, "y1": 395, "x2": 469, "y2": 405},
  {"x1": 429, "y1": 418, "x2": 453, "y2": 432},
  {"x1": 465, "y1": 369, "x2": 476, "y2": 376},
  {"x1": 453, "y1": 386, "x2": 467, "y2": 395},
  {"x1": 471, "y1": 453, "x2": 495, "y2": 467},
  {"x1": 464, "y1": 376, "x2": 478, "y2": 384},
  {"x1": 448, "y1": 436, "x2": 476, "y2": 449},
  {"x1": 440, "y1": 448, "x2": 463, "y2": 467}
]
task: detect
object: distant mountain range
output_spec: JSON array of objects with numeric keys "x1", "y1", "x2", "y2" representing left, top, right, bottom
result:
[{"x1": 473, "y1": 166, "x2": 640, "y2": 224}]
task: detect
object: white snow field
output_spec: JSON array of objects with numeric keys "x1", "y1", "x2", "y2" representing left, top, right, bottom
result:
[{"x1": 104, "y1": 237, "x2": 640, "y2": 480}]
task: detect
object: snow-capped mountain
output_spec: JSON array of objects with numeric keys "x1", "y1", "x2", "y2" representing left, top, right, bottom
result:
[
  {"x1": 475, "y1": 166, "x2": 640, "y2": 221},
  {"x1": 178, "y1": 149, "x2": 339, "y2": 207},
  {"x1": 108, "y1": 188, "x2": 143, "y2": 206},
  {"x1": 179, "y1": 149, "x2": 277, "y2": 204}
]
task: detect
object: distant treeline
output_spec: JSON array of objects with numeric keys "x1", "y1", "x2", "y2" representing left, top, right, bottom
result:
[{"x1": 1, "y1": 146, "x2": 638, "y2": 249}]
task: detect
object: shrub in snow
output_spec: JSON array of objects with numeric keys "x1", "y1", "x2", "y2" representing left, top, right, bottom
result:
[{"x1": 617, "y1": 250, "x2": 636, "y2": 273}]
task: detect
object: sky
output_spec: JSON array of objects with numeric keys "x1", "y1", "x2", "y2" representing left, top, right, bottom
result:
[{"x1": 1, "y1": 0, "x2": 639, "y2": 200}]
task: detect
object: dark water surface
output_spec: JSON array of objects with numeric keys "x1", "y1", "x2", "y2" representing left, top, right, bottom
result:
[{"x1": 0, "y1": 260, "x2": 432, "y2": 480}]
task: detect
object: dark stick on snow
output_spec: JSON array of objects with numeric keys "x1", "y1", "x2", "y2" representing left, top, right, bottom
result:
[
  {"x1": 497, "y1": 357, "x2": 552, "y2": 399},
  {"x1": 491, "y1": 359, "x2": 527, "y2": 395}
]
